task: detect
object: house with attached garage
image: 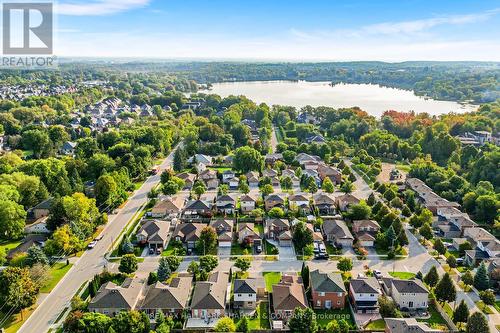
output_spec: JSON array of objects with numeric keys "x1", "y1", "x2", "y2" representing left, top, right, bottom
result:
[
  {"x1": 246, "y1": 171, "x2": 260, "y2": 188},
  {"x1": 238, "y1": 223, "x2": 261, "y2": 246},
  {"x1": 215, "y1": 194, "x2": 237, "y2": 215},
  {"x1": 176, "y1": 172, "x2": 196, "y2": 189},
  {"x1": 335, "y1": 194, "x2": 360, "y2": 212},
  {"x1": 136, "y1": 220, "x2": 170, "y2": 250},
  {"x1": 381, "y1": 277, "x2": 429, "y2": 310},
  {"x1": 405, "y1": 178, "x2": 460, "y2": 214},
  {"x1": 349, "y1": 277, "x2": 381, "y2": 314},
  {"x1": 233, "y1": 279, "x2": 258, "y2": 310},
  {"x1": 209, "y1": 218, "x2": 234, "y2": 248},
  {"x1": 317, "y1": 163, "x2": 342, "y2": 184},
  {"x1": 264, "y1": 194, "x2": 285, "y2": 211},
  {"x1": 199, "y1": 169, "x2": 219, "y2": 189},
  {"x1": 172, "y1": 223, "x2": 206, "y2": 249},
  {"x1": 288, "y1": 193, "x2": 310, "y2": 212},
  {"x1": 239, "y1": 194, "x2": 257, "y2": 213},
  {"x1": 27, "y1": 197, "x2": 54, "y2": 221},
  {"x1": 188, "y1": 154, "x2": 213, "y2": 166},
  {"x1": 88, "y1": 278, "x2": 145, "y2": 317},
  {"x1": 150, "y1": 196, "x2": 185, "y2": 218},
  {"x1": 266, "y1": 218, "x2": 291, "y2": 243},
  {"x1": 271, "y1": 274, "x2": 308, "y2": 322},
  {"x1": 310, "y1": 270, "x2": 347, "y2": 309},
  {"x1": 435, "y1": 206, "x2": 476, "y2": 238},
  {"x1": 60, "y1": 141, "x2": 77, "y2": 155},
  {"x1": 190, "y1": 271, "x2": 229, "y2": 319},
  {"x1": 385, "y1": 318, "x2": 440, "y2": 333},
  {"x1": 353, "y1": 219, "x2": 380, "y2": 247},
  {"x1": 262, "y1": 168, "x2": 278, "y2": 178},
  {"x1": 140, "y1": 275, "x2": 192, "y2": 319},
  {"x1": 322, "y1": 218, "x2": 354, "y2": 247},
  {"x1": 183, "y1": 199, "x2": 213, "y2": 217},
  {"x1": 221, "y1": 169, "x2": 236, "y2": 183},
  {"x1": 313, "y1": 193, "x2": 336, "y2": 215},
  {"x1": 228, "y1": 177, "x2": 239, "y2": 190}
]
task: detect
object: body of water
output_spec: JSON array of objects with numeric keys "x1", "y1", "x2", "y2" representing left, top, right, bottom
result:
[{"x1": 201, "y1": 81, "x2": 476, "y2": 117}]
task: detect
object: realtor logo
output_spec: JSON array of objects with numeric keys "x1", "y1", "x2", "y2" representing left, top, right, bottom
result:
[{"x1": 2, "y1": 2, "x2": 53, "y2": 54}]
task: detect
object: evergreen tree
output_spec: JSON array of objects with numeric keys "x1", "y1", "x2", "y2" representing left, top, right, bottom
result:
[
  {"x1": 366, "y1": 192, "x2": 376, "y2": 206},
  {"x1": 461, "y1": 271, "x2": 474, "y2": 287},
  {"x1": 158, "y1": 257, "x2": 172, "y2": 281},
  {"x1": 236, "y1": 316, "x2": 249, "y2": 333},
  {"x1": 301, "y1": 262, "x2": 310, "y2": 289},
  {"x1": 424, "y1": 266, "x2": 439, "y2": 288},
  {"x1": 25, "y1": 245, "x2": 49, "y2": 267},
  {"x1": 173, "y1": 148, "x2": 186, "y2": 172},
  {"x1": 384, "y1": 225, "x2": 396, "y2": 249},
  {"x1": 434, "y1": 238, "x2": 446, "y2": 255},
  {"x1": 466, "y1": 312, "x2": 489, "y2": 333},
  {"x1": 121, "y1": 236, "x2": 134, "y2": 254},
  {"x1": 473, "y1": 262, "x2": 490, "y2": 291},
  {"x1": 453, "y1": 300, "x2": 469, "y2": 324},
  {"x1": 435, "y1": 273, "x2": 456, "y2": 303}
]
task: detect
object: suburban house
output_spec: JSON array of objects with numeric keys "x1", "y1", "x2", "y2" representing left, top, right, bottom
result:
[
  {"x1": 295, "y1": 153, "x2": 322, "y2": 166},
  {"x1": 288, "y1": 193, "x2": 310, "y2": 212},
  {"x1": 264, "y1": 194, "x2": 285, "y2": 211},
  {"x1": 266, "y1": 218, "x2": 292, "y2": 246},
  {"x1": 172, "y1": 223, "x2": 206, "y2": 249},
  {"x1": 190, "y1": 271, "x2": 229, "y2": 318},
  {"x1": 313, "y1": 193, "x2": 336, "y2": 215},
  {"x1": 238, "y1": 223, "x2": 261, "y2": 246},
  {"x1": 7, "y1": 234, "x2": 47, "y2": 260},
  {"x1": 183, "y1": 199, "x2": 213, "y2": 217},
  {"x1": 27, "y1": 197, "x2": 54, "y2": 221},
  {"x1": 302, "y1": 169, "x2": 322, "y2": 186},
  {"x1": 385, "y1": 318, "x2": 440, "y2": 333},
  {"x1": 215, "y1": 194, "x2": 237, "y2": 215},
  {"x1": 136, "y1": 220, "x2": 170, "y2": 249},
  {"x1": 290, "y1": 175, "x2": 301, "y2": 188},
  {"x1": 150, "y1": 196, "x2": 185, "y2": 217},
  {"x1": 317, "y1": 163, "x2": 342, "y2": 184},
  {"x1": 228, "y1": 177, "x2": 239, "y2": 190},
  {"x1": 306, "y1": 223, "x2": 324, "y2": 242},
  {"x1": 140, "y1": 275, "x2": 192, "y2": 319},
  {"x1": 322, "y1": 219, "x2": 354, "y2": 247},
  {"x1": 188, "y1": 154, "x2": 213, "y2": 166},
  {"x1": 263, "y1": 169, "x2": 278, "y2": 178},
  {"x1": 176, "y1": 172, "x2": 196, "y2": 189},
  {"x1": 310, "y1": 270, "x2": 347, "y2": 309},
  {"x1": 222, "y1": 170, "x2": 236, "y2": 183},
  {"x1": 240, "y1": 194, "x2": 257, "y2": 213},
  {"x1": 335, "y1": 194, "x2": 360, "y2": 212},
  {"x1": 265, "y1": 153, "x2": 283, "y2": 165},
  {"x1": 353, "y1": 220, "x2": 380, "y2": 247},
  {"x1": 382, "y1": 278, "x2": 429, "y2": 310},
  {"x1": 24, "y1": 216, "x2": 50, "y2": 234},
  {"x1": 88, "y1": 278, "x2": 145, "y2": 317},
  {"x1": 233, "y1": 279, "x2": 257, "y2": 310},
  {"x1": 282, "y1": 169, "x2": 295, "y2": 178},
  {"x1": 349, "y1": 277, "x2": 381, "y2": 313},
  {"x1": 463, "y1": 227, "x2": 496, "y2": 248},
  {"x1": 199, "y1": 169, "x2": 219, "y2": 189},
  {"x1": 406, "y1": 178, "x2": 460, "y2": 214},
  {"x1": 465, "y1": 237, "x2": 500, "y2": 266},
  {"x1": 60, "y1": 141, "x2": 77, "y2": 155},
  {"x1": 209, "y1": 219, "x2": 234, "y2": 248},
  {"x1": 246, "y1": 171, "x2": 260, "y2": 188},
  {"x1": 272, "y1": 275, "x2": 308, "y2": 321}
]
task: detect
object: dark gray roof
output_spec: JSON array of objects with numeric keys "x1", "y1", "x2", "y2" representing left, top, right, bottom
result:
[
  {"x1": 310, "y1": 270, "x2": 346, "y2": 293},
  {"x1": 140, "y1": 276, "x2": 192, "y2": 310},
  {"x1": 350, "y1": 278, "x2": 379, "y2": 294},
  {"x1": 89, "y1": 278, "x2": 143, "y2": 310},
  {"x1": 185, "y1": 199, "x2": 211, "y2": 210},
  {"x1": 234, "y1": 279, "x2": 257, "y2": 294},
  {"x1": 190, "y1": 271, "x2": 229, "y2": 310},
  {"x1": 390, "y1": 279, "x2": 428, "y2": 294}
]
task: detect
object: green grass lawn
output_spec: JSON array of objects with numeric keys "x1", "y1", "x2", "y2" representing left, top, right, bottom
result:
[
  {"x1": 39, "y1": 263, "x2": 73, "y2": 293},
  {"x1": 494, "y1": 301, "x2": 500, "y2": 312},
  {"x1": 313, "y1": 307, "x2": 355, "y2": 329},
  {"x1": 231, "y1": 242, "x2": 252, "y2": 255},
  {"x1": 246, "y1": 301, "x2": 271, "y2": 330},
  {"x1": 416, "y1": 303, "x2": 448, "y2": 330},
  {"x1": 0, "y1": 239, "x2": 22, "y2": 254},
  {"x1": 388, "y1": 271, "x2": 416, "y2": 279},
  {"x1": 442, "y1": 302, "x2": 453, "y2": 319},
  {"x1": 476, "y1": 301, "x2": 494, "y2": 314},
  {"x1": 1, "y1": 306, "x2": 37, "y2": 333},
  {"x1": 208, "y1": 166, "x2": 232, "y2": 172},
  {"x1": 365, "y1": 318, "x2": 386, "y2": 330},
  {"x1": 264, "y1": 240, "x2": 278, "y2": 255},
  {"x1": 254, "y1": 224, "x2": 264, "y2": 234},
  {"x1": 263, "y1": 272, "x2": 282, "y2": 292}
]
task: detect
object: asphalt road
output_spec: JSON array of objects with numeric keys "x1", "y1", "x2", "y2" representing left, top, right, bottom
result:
[{"x1": 18, "y1": 143, "x2": 181, "y2": 333}]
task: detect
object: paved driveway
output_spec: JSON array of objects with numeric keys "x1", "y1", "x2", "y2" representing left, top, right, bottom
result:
[{"x1": 218, "y1": 246, "x2": 232, "y2": 257}]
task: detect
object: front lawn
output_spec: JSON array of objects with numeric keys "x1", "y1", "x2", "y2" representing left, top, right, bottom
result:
[
  {"x1": 263, "y1": 272, "x2": 282, "y2": 292},
  {"x1": 476, "y1": 301, "x2": 494, "y2": 314},
  {"x1": 1, "y1": 306, "x2": 37, "y2": 333},
  {"x1": 231, "y1": 242, "x2": 252, "y2": 255},
  {"x1": 494, "y1": 301, "x2": 500, "y2": 313},
  {"x1": 416, "y1": 303, "x2": 448, "y2": 330},
  {"x1": 313, "y1": 307, "x2": 355, "y2": 329},
  {"x1": 364, "y1": 318, "x2": 386, "y2": 330},
  {"x1": 244, "y1": 301, "x2": 271, "y2": 330},
  {"x1": 388, "y1": 271, "x2": 416, "y2": 279},
  {"x1": 39, "y1": 263, "x2": 73, "y2": 293},
  {"x1": 0, "y1": 239, "x2": 22, "y2": 254},
  {"x1": 264, "y1": 240, "x2": 278, "y2": 255}
]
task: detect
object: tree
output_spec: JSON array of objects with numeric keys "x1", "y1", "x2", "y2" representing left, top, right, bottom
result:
[
  {"x1": 268, "y1": 207, "x2": 285, "y2": 218},
  {"x1": 0, "y1": 267, "x2": 38, "y2": 320},
  {"x1": 173, "y1": 147, "x2": 186, "y2": 172},
  {"x1": 95, "y1": 174, "x2": 119, "y2": 207},
  {"x1": 340, "y1": 180, "x2": 354, "y2": 194},
  {"x1": 479, "y1": 290, "x2": 495, "y2": 310},
  {"x1": 322, "y1": 177, "x2": 335, "y2": 194},
  {"x1": 337, "y1": 257, "x2": 353, "y2": 273},
  {"x1": 44, "y1": 225, "x2": 82, "y2": 256},
  {"x1": 111, "y1": 310, "x2": 150, "y2": 333},
  {"x1": 21, "y1": 129, "x2": 51, "y2": 158},
  {"x1": 25, "y1": 245, "x2": 49, "y2": 267},
  {"x1": 163, "y1": 256, "x2": 182, "y2": 272},
  {"x1": 347, "y1": 200, "x2": 371, "y2": 220},
  {"x1": 157, "y1": 257, "x2": 172, "y2": 281},
  {"x1": 193, "y1": 181, "x2": 206, "y2": 199},
  {"x1": 281, "y1": 176, "x2": 293, "y2": 190},
  {"x1": 434, "y1": 238, "x2": 447, "y2": 255},
  {"x1": 474, "y1": 262, "x2": 490, "y2": 291},
  {"x1": 292, "y1": 221, "x2": 314, "y2": 250},
  {"x1": 378, "y1": 295, "x2": 398, "y2": 318},
  {"x1": 121, "y1": 236, "x2": 134, "y2": 254},
  {"x1": 0, "y1": 198, "x2": 26, "y2": 238},
  {"x1": 435, "y1": 273, "x2": 456, "y2": 303},
  {"x1": 213, "y1": 317, "x2": 236, "y2": 332},
  {"x1": 419, "y1": 223, "x2": 433, "y2": 240},
  {"x1": 301, "y1": 262, "x2": 310, "y2": 289},
  {"x1": 462, "y1": 271, "x2": 474, "y2": 287},
  {"x1": 366, "y1": 193, "x2": 376, "y2": 206},
  {"x1": 466, "y1": 312, "x2": 489, "y2": 333},
  {"x1": 77, "y1": 312, "x2": 113, "y2": 332},
  {"x1": 453, "y1": 300, "x2": 469, "y2": 325},
  {"x1": 197, "y1": 227, "x2": 217, "y2": 254},
  {"x1": 424, "y1": 266, "x2": 439, "y2": 288},
  {"x1": 233, "y1": 146, "x2": 264, "y2": 173},
  {"x1": 234, "y1": 257, "x2": 251, "y2": 273},
  {"x1": 236, "y1": 315, "x2": 249, "y2": 333},
  {"x1": 446, "y1": 255, "x2": 457, "y2": 268},
  {"x1": 260, "y1": 184, "x2": 274, "y2": 196},
  {"x1": 162, "y1": 180, "x2": 180, "y2": 195},
  {"x1": 119, "y1": 254, "x2": 138, "y2": 274},
  {"x1": 459, "y1": 241, "x2": 473, "y2": 256},
  {"x1": 288, "y1": 307, "x2": 318, "y2": 333},
  {"x1": 475, "y1": 195, "x2": 498, "y2": 224},
  {"x1": 0, "y1": 247, "x2": 6, "y2": 266},
  {"x1": 199, "y1": 255, "x2": 218, "y2": 272}
]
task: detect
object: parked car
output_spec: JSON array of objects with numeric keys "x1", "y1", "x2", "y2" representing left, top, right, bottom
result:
[
  {"x1": 456, "y1": 258, "x2": 464, "y2": 265},
  {"x1": 149, "y1": 247, "x2": 155, "y2": 255},
  {"x1": 373, "y1": 270, "x2": 383, "y2": 279},
  {"x1": 314, "y1": 253, "x2": 328, "y2": 260},
  {"x1": 256, "y1": 245, "x2": 262, "y2": 254},
  {"x1": 156, "y1": 247, "x2": 162, "y2": 255},
  {"x1": 87, "y1": 240, "x2": 97, "y2": 249}
]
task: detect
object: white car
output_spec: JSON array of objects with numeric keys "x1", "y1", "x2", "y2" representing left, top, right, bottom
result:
[
  {"x1": 87, "y1": 240, "x2": 97, "y2": 249},
  {"x1": 373, "y1": 270, "x2": 383, "y2": 279}
]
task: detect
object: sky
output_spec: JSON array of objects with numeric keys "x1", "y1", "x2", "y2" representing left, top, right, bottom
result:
[{"x1": 48, "y1": 0, "x2": 500, "y2": 61}]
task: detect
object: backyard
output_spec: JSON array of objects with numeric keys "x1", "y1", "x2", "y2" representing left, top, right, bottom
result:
[
  {"x1": 364, "y1": 318, "x2": 386, "y2": 330},
  {"x1": 416, "y1": 303, "x2": 448, "y2": 330},
  {"x1": 313, "y1": 307, "x2": 355, "y2": 329},
  {"x1": 263, "y1": 272, "x2": 282, "y2": 292},
  {"x1": 388, "y1": 271, "x2": 416, "y2": 279},
  {"x1": 237, "y1": 301, "x2": 271, "y2": 330}
]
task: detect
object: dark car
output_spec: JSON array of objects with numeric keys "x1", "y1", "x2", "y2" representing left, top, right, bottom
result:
[{"x1": 149, "y1": 247, "x2": 154, "y2": 255}]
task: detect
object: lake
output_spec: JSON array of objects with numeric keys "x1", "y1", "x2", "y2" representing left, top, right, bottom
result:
[{"x1": 201, "y1": 80, "x2": 476, "y2": 117}]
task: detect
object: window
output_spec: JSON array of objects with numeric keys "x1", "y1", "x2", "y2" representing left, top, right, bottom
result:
[
  {"x1": 238, "y1": 294, "x2": 242, "y2": 297},
  {"x1": 370, "y1": 294, "x2": 374, "y2": 297},
  {"x1": 319, "y1": 292, "x2": 325, "y2": 296},
  {"x1": 317, "y1": 300, "x2": 321, "y2": 306},
  {"x1": 337, "y1": 301, "x2": 341, "y2": 305},
  {"x1": 338, "y1": 292, "x2": 343, "y2": 297}
]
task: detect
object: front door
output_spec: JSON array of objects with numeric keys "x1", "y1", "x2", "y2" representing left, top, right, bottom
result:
[
  {"x1": 409, "y1": 301, "x2": 414, "y2": 308},
  {"x1": 325, "y1": 300, "x2": 332, "y2": 309}
]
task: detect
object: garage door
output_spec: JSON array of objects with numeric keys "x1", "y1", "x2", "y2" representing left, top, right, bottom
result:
[
  {"x1": 360, "y1": 241, "x2": 374, "y2": 247},
  {"x1": 219, "y1": 241, "x2": 232, "y2": 247},
  {"x1": 279, "y1": 240, "x2": 293, "y2": 247}
]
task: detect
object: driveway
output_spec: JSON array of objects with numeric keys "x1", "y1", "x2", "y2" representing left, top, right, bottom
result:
[
  {"x1": 218, "y1": 246, "x2": 232, "y2": 257},
  {"x1": 266, "y1": 239, "x2": 296, "y2": 261}
]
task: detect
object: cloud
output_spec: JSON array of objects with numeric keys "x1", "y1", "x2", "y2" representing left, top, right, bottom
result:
[{"x1": 56, "y1": 0, "x2": 151, "y2": 16}]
